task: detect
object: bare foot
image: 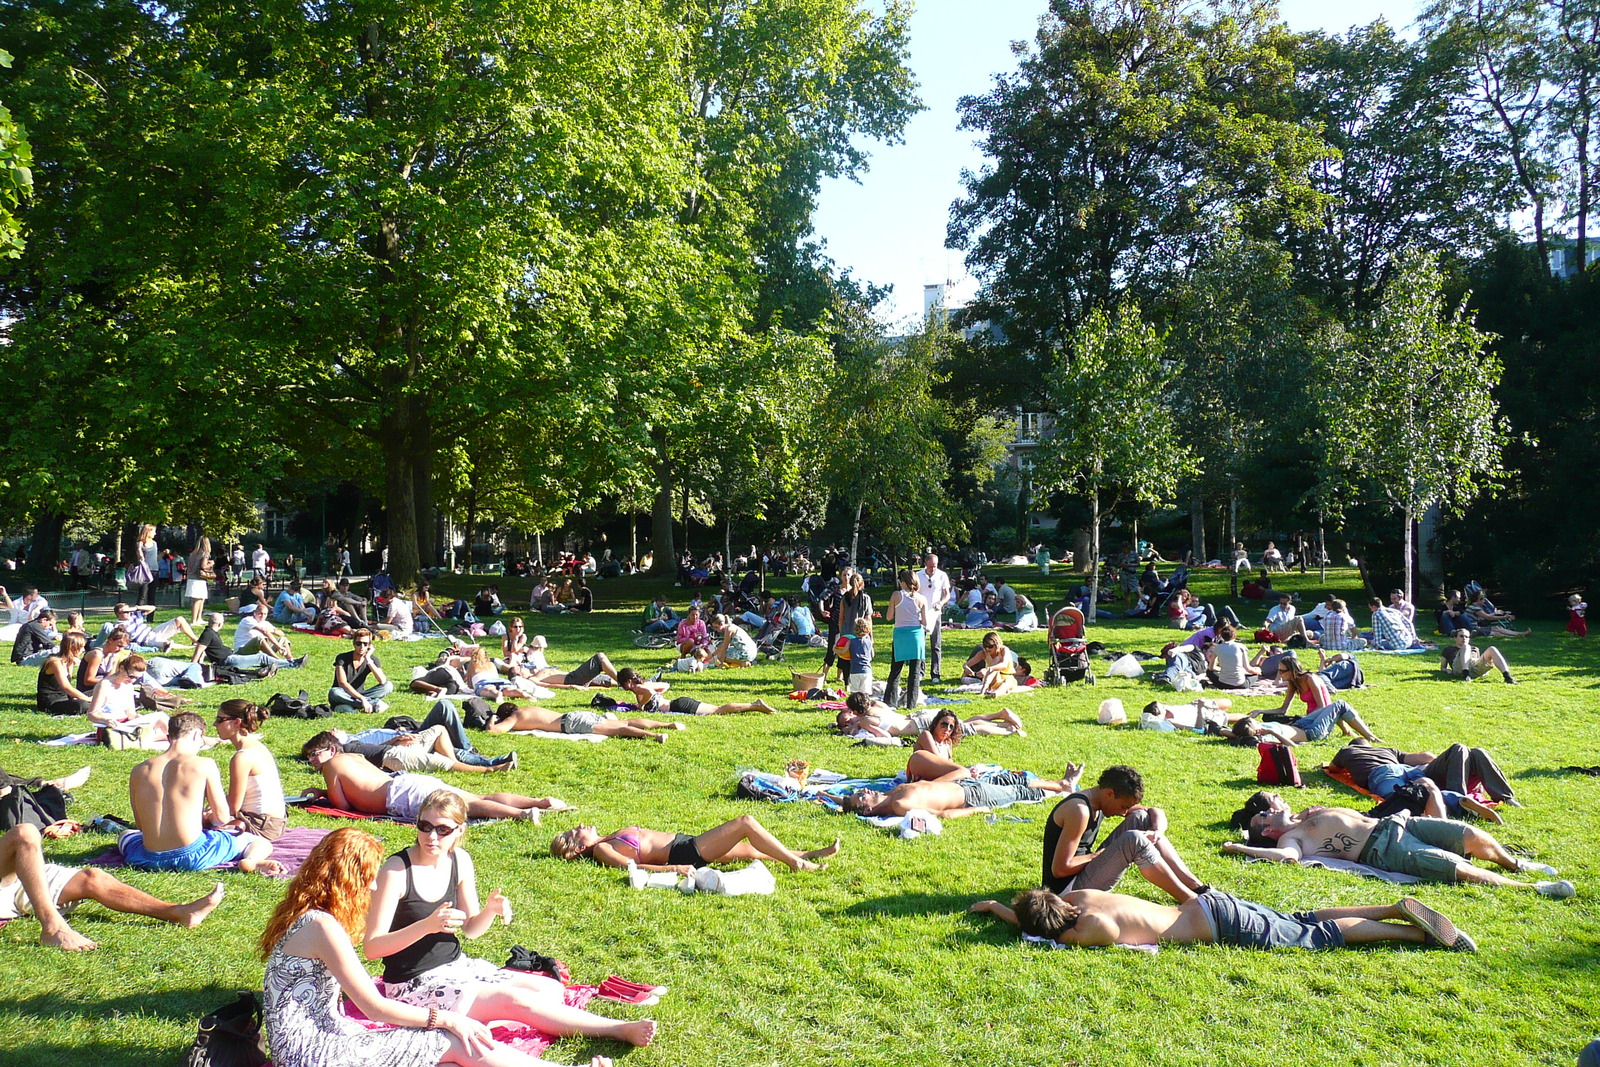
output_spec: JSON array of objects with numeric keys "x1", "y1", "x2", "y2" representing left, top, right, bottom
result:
[
  {"x1": 243, "y1": 858, "x2": 287, "y2": 877},
  {"x1": 587, "y1": 1058, "x2": 615, "y2": 1067},
  {"x1": 653, "y1": 733, "x2": 668, "y2": 743},
  {"x1": 666, "y1": 722, "x2": 688, "y2": 730},
  {"x1": 537, "y1": 798, "x2": 573, "y2": 811},
  {"x1": 1064, "y1": 762, "x2": 1085, "y2": 789},
  {"x1": 41, "y1": 922, "x2": 97, "y2": 952},
  {"x1": 793, "y1": 858, "x2": 824, "y2": 871},
  {"x1": 801, "y1": 838, "x2": 841, "y2": 862},
  {"x1": 178, "y1": 882, "x2": 226, "y2": 928},
  {"x1": 50, "y1": 766, "x2": 92, "y2": 791},
  {"x1": 618, "y1": 1019, "x2": 657, "y2": 1047},
  {"x1": 518, "y1": 809, "x2": 543, "y2": 825},
  {"x1": 755, "y1": 699, "x2": 777, "y2": 713}
]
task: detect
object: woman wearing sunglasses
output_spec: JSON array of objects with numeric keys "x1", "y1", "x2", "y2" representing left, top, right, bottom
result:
[
  {"x1": 905, "y1": 709, "x2": 972, "y2": 783},
  {"x1": 364, "y1": 790, "x2": 658, "y2": 1051}
]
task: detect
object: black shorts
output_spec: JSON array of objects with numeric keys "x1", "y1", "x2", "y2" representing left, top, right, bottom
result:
[
  {"x1": 564, "y1": 654, "x2": 607, "y2": 687},
  {"x1": 666, "y1": 833, "x2": 705, "y2": 868},
  {"x1": 667, "y1": 696, "x2": 704, "y2": 715}
]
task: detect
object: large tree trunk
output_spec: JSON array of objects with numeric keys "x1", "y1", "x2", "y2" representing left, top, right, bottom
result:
[
  {"x1": 1087, "y1": 486, "x2": 1101, "y2": 627},
  {"x1": 382, "y1": 409, "x2": 420, "y2": 586},
  {"x1": 850, "y1": 499, "x2": 865, "y2": 568},
  {"x1": 412, "y1": 402, "x2": 435, "y2": 569},
  {"x1": 1401, "y1": 503, "x2": 1414, "y2": 608},
  {"x1": 1190, "y1": 494, "x2": 1205, "y2": 562},
  {"x1": 650, "y1": 428, "x2": 676, "y2": 568},
  {"x1": 29, "y1": 510, "x2": 64, "y2": 580}
]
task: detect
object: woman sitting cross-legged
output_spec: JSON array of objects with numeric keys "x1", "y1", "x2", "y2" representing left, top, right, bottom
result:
[
  {"x1": 487, "y1": 702, "x2": 682, "y2": 742},
  {"x1": 363, "y1": 791, "x2": 656, "y2": 1050},
  {"x1": 259, "y1": 827, "x2": 614, "y2": 1067},
  {"x1": 550, "y1": 815, "x2": 838, "y2": 875}
]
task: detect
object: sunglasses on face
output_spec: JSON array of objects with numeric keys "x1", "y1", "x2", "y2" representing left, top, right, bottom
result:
[
  {"x1": 355, "y1": 641, "x2": 373, "y2": 647},
  {"x1": 416, "y1": 819, "x2": 460, "y2": 837}
]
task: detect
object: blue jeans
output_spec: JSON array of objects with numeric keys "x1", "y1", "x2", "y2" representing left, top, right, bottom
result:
[
  {"x1": 227, "y1": 651, "x2": 296, "y2": 670},
  {"x1": 1292, "y1": 700, "x2": 1357, "y2": 742},
  {"x1": 1367, "y1": 764, "x2": 1468, "y2": 814},
  {"x1": 328, "y1": 680, "x2": 395, "y2": 710},
  {"x1": 422, "y1": 699, "x2": 497, "y2": 767}
]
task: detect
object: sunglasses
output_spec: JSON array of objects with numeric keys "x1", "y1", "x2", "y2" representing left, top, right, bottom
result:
[
  {"x1": 354, "y1": 641, "x2": 373, "y2": 647},
  {"x1": 415, "y1": 819, "x2": 460, "y2": 837}
]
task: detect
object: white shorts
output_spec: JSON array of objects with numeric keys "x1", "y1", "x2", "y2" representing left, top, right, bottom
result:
[
  {"x1": 847, "y1": 672, "x2": 873, "y2": 695},
  {"x1": 184, "y1": 579, "x2": 210, "y2": 600},
  {"x1": 150, "y1": 618, "x2": 184, "y2": 639},
  {"x1": 385, "y1": 774, "x2": 467, "y2": 821},
  {"x1": 0, "y1": 864, "x2": 82, "y2": 921},
  {"x1": 383, "y1": 955, "x2": 514, "y2": 1011}
]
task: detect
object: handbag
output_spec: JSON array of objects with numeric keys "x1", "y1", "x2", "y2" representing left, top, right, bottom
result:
[
  {"x1": 185, "y1": 991, "x2": 268, "y2": 1067},
  {"x1": 1255, "y1": 741, "x2": 1303, "y2": 788},
  {"x1": 127, "y1": 559, "x2": 154, "y2": 586}
]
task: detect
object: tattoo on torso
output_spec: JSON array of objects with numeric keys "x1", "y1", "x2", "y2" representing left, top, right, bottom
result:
[{"x1": 1317, "y1": 832, "x2": 1359, "y2": 855}]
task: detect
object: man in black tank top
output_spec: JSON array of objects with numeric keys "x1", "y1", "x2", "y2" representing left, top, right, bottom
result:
[{"x1": 1042, "y1": 765, "x2": 1207, "y2": 903}]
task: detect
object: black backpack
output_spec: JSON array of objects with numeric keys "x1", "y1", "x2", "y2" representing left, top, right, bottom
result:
[
  {"x1": 460, "y1": 696, "x2": 495, "y2": 730},
  {"x1": 266, "y1": 691, "x2": 332, "y2": 719}
]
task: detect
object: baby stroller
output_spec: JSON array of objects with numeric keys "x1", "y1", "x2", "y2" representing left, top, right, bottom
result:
[
  {"x1": 756, "y1": 599, "x2": 793, "y2": 660},
  {"x1": 1044, "y1": 606, "x2": 1094, "y2": 685}
]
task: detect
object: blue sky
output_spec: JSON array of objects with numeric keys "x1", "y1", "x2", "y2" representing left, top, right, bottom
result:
[{"x1": 812, "y1": 0, "x2": 1425, "y2": 324}]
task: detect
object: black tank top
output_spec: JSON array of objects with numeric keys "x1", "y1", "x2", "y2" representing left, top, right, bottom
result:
[
  {"x1": 382, "y1": 850, "x2": 463, "y2": 984},
  {"x1": 1041, "y1": 793, "x2": 1103, "y2": 893}
]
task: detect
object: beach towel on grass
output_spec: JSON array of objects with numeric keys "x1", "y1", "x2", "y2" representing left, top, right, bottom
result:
[
  {"x1": 1240, "y1": 852, "x2": 1422, "y2": 885},
  {"x1": 1322, "y1": 763, "x2": 1497, "y2": 807},
  {"x1": 508, "y1": 730, "x2": 607, "y2": 743},
  {"x1": 344, "y1": 983, "x2": 597, "y2": 1057},
  {"x1": 86, "y1": 826, "x2": 331, "y2": 879},
  {"x1": 1023, "y1": 932, "x2": 1159, "y2": 955},
  {"x1": 1369, "y1": 646, "x2": 1434, "y2": 654}
]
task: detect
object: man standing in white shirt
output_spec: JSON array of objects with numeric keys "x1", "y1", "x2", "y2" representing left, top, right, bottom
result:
[
  {"x1": 915, "y1": 553, "x2": 952, "y2": 682},
  {"x1": 250, "y1": 543, "x2": 270, "y2": 578}
]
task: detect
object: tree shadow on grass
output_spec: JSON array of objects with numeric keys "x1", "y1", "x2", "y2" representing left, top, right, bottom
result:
[
  {"x1": 5, "y1": 985, "x2": 241, "y2": 1025},
  {"x1": 1514, "y1": 766, "x2": 1600, "y2": 781},
  {"x1": 0, "y1": 1036, "x2": 197, "y2": 1067}
]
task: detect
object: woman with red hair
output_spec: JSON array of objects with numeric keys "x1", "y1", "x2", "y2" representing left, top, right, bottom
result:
[{"x1": 258, "y1": 827, "x2": 611, "y2": 1067}]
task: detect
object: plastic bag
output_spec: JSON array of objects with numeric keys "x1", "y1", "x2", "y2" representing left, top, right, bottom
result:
[
  {"x1": 1106, "y1": 654, "x2": 1144, "y2": 678},
  {"x1": 1096, "y1": 698, "x2": 1127, "y2": 725}
]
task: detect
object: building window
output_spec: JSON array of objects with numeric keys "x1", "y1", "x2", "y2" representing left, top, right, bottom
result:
[
  {"x1": 261, "y1": 506, "x2": 290, "y2": 540},
  {"x1": 1019, "y1": 411, "x2": 1044, "y2": 440}
]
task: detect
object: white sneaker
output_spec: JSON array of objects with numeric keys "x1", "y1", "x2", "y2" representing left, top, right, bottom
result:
[
  {"x1": 1519, "y1": 859, "x2": 1560, "y2": 877},
  {"x1": 1536, "y1": 879, "x2": 1576, "y2": 899}
]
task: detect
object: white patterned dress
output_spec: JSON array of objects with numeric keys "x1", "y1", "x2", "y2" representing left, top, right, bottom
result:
[{"x1": 263, "y1": 911, "x2": 451, "y2": 1067}]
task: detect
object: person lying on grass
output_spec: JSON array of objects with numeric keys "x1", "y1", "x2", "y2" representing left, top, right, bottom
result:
[
  {"x1": 1226, "y1": 791, "x2": 1574, "y2": 896},
  {"x1": 842, "y1": 770, "x2": 1082, "y2": 820},
  {"x1": 1330, "y1": 737, "x2": 1519, "y2": 822},
  {"x1": 120, "y1": 711, "x2": 283, "y2": 876},
  {"x1": 551, "y1": 815, "x2": 838, "y2": 875},
  {"x1": 1043, "y1": 765, "x2": 1208, "y2": 903},
  {"x1": 364, "y1": 790, "x2": 656, "y2": 1049},
  {"x1": 259, "y1": 827, "x2": 615, "y2": 1067},
  {"x1": 0, "y1": 822, "x2": 225, "y2": 952},
  {"x1": 301, "y1": 733, "x2": 569, "y2": 824},
  {"x1": 613, "y1": 668, "x2": 776, "y2": 715},
  {"x1": 834, "y1": 692, "x2": 1024, "y2": 739},
  {"x1": 969, "y1": 887, "x2": 1477, "y2": 952},
  {"x1": 486, "y1": 703, "x2": 682, "y2": 742}
]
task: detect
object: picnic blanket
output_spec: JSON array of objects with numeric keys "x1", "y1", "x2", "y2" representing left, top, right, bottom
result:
[
  {"x1": 295, "y1": 802, "x2": 508, "y2": 827},
  {"x1": 508, "y1": 730, "x2": 607, "y2": 743},
  {"x1": 1023, "y1": 932, "x2": 1159, "y2": 955},
  {"x1": 86, "y1": 826, "x2": 331, "y2": 879},
  {"x1": 40, "y1": 732, "x2": 99, "y2": 746},
  {"x1": 1201, "y1": 679, "x2": 1285, "y2": 698},
  {"x1": 1368, "y1": 646, "x2": 1435, "y2": 655},
  {"x1": 737, "y1": 764, "x2": 1050, "y2": 812},
  {"x1": 344, "y1": 983, "x2": 598, "y2": 1057}
]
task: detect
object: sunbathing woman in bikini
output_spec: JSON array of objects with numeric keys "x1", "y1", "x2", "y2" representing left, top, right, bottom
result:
[{"x1": 550, "y1": 816, "x2": 839, "y2": 874}]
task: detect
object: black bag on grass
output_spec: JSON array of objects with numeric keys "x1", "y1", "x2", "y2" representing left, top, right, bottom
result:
[
  {"x1": 461, "y1": 696, "x2": 495, "y2": 731},
  {"x1": 185, "y1": 991, "x2": 268, "y2": 1067}
]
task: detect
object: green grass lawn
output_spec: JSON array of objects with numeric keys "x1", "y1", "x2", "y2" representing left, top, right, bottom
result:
[{"x1": 1, "y1": 566, "x2": 1596, "y2": 1066}]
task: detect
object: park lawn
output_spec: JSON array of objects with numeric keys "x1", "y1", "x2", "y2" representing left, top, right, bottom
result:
[{"x1": 0, "y1": 565, "x2": 1596, "y2": 1067}]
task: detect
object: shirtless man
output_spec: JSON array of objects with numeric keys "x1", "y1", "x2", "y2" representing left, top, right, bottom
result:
[
  {"x1": 969, "y1": 887, "x2": 1477, "y2": 952},
  {"x1": 520, "y1": 651, "x2": 623, "y2": 689},
  {"x1": 119, "y1": 712, "x2": 281, "y2": 875},
  {"x1": 300, "y1": 732, "x2": 569, "y2": 823},
  {"x1": 842, "y1": 767, "x2": 1082, "y2": 819},
  {"x1": 486, "y1": 702, "x2": 682, "y2": 742},
  {"x1": 0, "y1": 823, "x2": 225, "y2": 951},
  {"x1": 1225, "y1": 791, "x2": 1574, "y2": 896},
  {"x1": 834, "y1": 692, "x2": 1025, "y2": 738}
]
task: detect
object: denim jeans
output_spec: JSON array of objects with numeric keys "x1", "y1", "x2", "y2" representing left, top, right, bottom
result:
[
  {"x1": 328, "y1": 680, "x2": 395, "y2": 710},
  {"x1": 421, "y1": 699, "x2": 497, "y2": 767}
]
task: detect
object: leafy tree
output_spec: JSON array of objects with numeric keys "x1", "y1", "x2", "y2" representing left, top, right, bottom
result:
[
  {"x1": 1312, "y1": 251, "x2": 1509, "y2": 602},
  {"x1": 1035, "y1": 305, "x2": 1197, "y2": 616},
  {"x1": 0, "y1": 47, "x2": 30, "y2": 260},
  {"x1": 1287, "y1": 21, "x2": 1516, "y2": 311},
  {"x1": 948, "y1": 0, "x2": 1332, "y2": 361}
]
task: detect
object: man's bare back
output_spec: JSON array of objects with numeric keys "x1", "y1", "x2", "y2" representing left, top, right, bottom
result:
[
  {"x1": 130, "y1": 750, "x2": 225, "y2": 853},
  {"x1": 1055, "y1": 890, "x2": 1210, "y2": 947},
  {"x1": 316, "y1": 752, "x2": 397, "y2": 814},
  {"x1": 1281, "y1": 807, "x2": 1377, "y2": 860}
]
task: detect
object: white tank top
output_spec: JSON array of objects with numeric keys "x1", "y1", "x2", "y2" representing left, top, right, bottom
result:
[
  {"x1": 242, "y1": 748, "x2": 287, "y2": 817},
  {"x1": 892, "y1": 591, "x2": 922, "y2": 627}
]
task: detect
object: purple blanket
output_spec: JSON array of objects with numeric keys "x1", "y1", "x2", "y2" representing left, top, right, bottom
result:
[{"x1": 86, "y1": 826, "x2": 330, "y2": 879}]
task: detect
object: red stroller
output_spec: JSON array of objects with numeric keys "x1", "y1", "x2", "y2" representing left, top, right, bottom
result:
[{"x1": 1045, "y1": 606, "x2": 1094, "y2": 685}]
